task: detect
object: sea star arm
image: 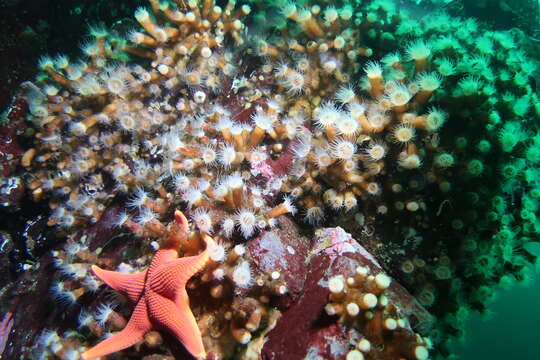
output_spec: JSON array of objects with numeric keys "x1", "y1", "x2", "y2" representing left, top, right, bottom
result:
[
  {"x1": 150, "y1": 234, "x2": 214, "y2": 295},
  {"x1": 160, "y1": 252, "x2": 211, "y2": 285},
  {"x1": 174, "y1": 209, "x2": 190, "y2": 233},
  {"x1": 165, "y1": 233, "x2": 214, "y2": 284},
  {"x1": 82, "y1": 299, "x2": 151, "y2": 360},
  {"x1": 148, "y1": 289, "x2": 206, "y2": 359},
  {"x1": 175, "y1": 234, "x2": 214, "y2": 282},
  {"x1": 91, "y1": 265, "x2": 147, "y2": 303}
]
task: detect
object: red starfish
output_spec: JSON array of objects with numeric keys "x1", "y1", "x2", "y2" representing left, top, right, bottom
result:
[{"x1": 82, "y1": 210, "x2": 213, "y2": 360}]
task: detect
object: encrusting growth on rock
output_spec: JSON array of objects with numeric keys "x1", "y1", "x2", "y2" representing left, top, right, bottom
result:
[
  {"x1": 4, "y1": 0, "x2": 539, "y2": 359},
  {"x1": 327, "y1": 268, "x2": 429, "y2": 360}
]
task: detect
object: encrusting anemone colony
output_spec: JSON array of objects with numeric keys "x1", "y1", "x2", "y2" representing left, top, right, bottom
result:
[{"x1": 2, "y1": 0, "x2": 539, "y2": 359}]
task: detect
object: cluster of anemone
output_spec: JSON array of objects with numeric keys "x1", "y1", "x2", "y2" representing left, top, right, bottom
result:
[
  {"x1": 12, "y1": 0, "x2": 540, "y2": 359},
  {"x1": 247, "y1": 0, "x2": 540, "y2": 355},
  {"x1": 326, "y1": 267, "x2": 430, "y2": 360},
  {"x1": 331, "y1": 0, "x2": 540, "y2": 353},
  {"x1": 21, "y1": 0, "x2": 454, "y2": 245},
  {"x1": 39, "y1": 212, "x2": 286, "y2": 359}
]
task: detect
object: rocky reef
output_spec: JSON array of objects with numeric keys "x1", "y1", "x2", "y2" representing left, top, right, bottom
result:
[{"x1": 0, "y1": 0, "x2": 539, "y2": 359}]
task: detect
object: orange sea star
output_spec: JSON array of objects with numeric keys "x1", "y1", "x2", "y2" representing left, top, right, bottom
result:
[{"x1": 82, "y1": 210, "x2": 213, "y2": 360}]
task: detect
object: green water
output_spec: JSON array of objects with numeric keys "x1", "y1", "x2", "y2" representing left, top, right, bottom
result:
[{"x1": 455, "y1": 271, "x2": 540, "y2": 359}]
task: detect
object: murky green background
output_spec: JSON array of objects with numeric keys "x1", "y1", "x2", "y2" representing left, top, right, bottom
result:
[{"x1": 454, "y1": 271, "x2": 540, "y2": 359}]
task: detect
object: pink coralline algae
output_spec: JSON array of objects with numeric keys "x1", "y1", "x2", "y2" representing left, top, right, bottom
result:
[
  {"x1": 314, "y1": 227, "x2": 364, "y2": 258},
  {"x1": 256, "y1": 223, "x2": 432, "y2": 360},
  {"x1": 0, "y1": 310, "x2": 15, "y2": 356},
  {"x1": 248, "y1": 216, "x2": 311, "y2": 307}
]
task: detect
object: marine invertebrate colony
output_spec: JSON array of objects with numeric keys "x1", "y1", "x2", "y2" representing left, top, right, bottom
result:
[
  {"x1": 21, "y1": 0, "x2": 453, "y2": 249},
  {"x1": 1, "y1": 0, "x2": 539, "y2": 359}
]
